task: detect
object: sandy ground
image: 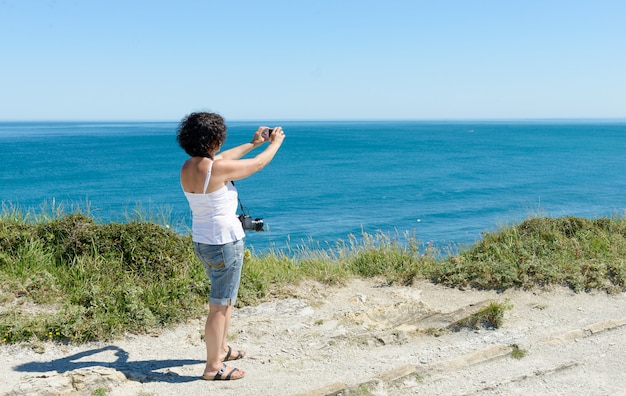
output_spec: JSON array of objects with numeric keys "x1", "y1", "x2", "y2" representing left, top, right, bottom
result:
[{"x1": 2, "y1": 278, "x2": 625, "y2": 396}]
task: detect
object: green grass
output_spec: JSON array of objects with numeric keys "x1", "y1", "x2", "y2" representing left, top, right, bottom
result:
[
  {"x1": 92, "y1": 388, "x2": 108, "y2": 396},
  {"x1": 449, "y1": 301, "x2": 513, "y2": 331},
  {"x1": 1, "y1": 206, "x2": 625, "y2": 345},
  {"x1": 510, "y1": 344, "x2": 528, "y2": 359},
  {"x1": 1, "y1": 212, "x2": 209, "y2": 343},
  {"x1": 429, "y1": 216, "x2": 626, "y2": 292}
]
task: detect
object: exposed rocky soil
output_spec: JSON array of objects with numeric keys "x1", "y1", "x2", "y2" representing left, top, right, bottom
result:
[{"x1": 2, "y1": 278, "x2": 625, "y2": 395}]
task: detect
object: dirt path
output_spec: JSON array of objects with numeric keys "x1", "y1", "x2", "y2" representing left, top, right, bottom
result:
[{"x1": 2, "y1": 279, "x2": 625, "y2": 395}]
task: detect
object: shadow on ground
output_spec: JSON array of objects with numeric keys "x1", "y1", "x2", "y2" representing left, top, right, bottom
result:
[{"x1": 13, "y1": 345, "x2": 204, "y2": 384}]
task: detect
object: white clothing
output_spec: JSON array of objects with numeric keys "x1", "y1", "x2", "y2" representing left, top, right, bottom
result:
[{"x1": 182, "y1": 160, "x2": 245, "y2": 245}]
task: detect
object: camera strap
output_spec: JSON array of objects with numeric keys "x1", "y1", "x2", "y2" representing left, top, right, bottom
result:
[
  {"x1": 230, "y1": 181, "x2": 249, "y2": 216},
  {"x1": 238, "y1": 198, "x2": 248, "y2": 216}
]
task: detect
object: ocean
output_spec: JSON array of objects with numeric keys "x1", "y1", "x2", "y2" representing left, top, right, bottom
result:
[{"x1": 1, "y1": 120, "x2": 625, "y2": 254}]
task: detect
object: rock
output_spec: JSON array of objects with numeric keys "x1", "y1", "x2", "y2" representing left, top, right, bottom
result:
[
  {"x1": 66, "y1": 367, "x2": 126, "y2": 391},
  {"x1": 8, "y1": 367, "x2": 126, "y2": 396}
]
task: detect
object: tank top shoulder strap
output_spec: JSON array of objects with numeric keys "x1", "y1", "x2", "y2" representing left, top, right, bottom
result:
[{"x1": 203, "y1": 160, "x2": 214, "y2": 194}]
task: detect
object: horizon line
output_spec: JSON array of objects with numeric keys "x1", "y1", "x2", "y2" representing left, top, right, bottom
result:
[{"x1": 1, "y1": 117, "x2": 626, "y2": 124}]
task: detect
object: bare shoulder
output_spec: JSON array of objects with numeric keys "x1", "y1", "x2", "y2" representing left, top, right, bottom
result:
[{"x1": 181, "y1": 158, "x2": 212, "y2": 192}]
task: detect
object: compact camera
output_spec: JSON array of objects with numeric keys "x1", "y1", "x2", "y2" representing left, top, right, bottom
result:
[
  {"x1": 238, "y1": 214, "x2": 265, "y2": 232},
  {"x1": 261, "y1": 128, "x2": 274, "y2": 139}
]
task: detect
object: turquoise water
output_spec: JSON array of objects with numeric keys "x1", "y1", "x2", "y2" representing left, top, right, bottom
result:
[{"x1": 1, "y1": 120, "x2": 625, "y2": 253}]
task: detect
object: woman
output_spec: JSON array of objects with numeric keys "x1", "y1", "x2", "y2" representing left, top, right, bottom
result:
[{"x1": 177, "y1": 112, "x2": 285, "y2": 381}]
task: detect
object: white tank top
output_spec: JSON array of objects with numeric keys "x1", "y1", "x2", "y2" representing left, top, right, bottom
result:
[{"x1": 182, "y1": 161, "x2": 245, "y2": 245}]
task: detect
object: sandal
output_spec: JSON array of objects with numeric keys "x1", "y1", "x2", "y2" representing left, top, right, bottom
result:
[
  {"x1": 223, "y1": 345, "x2": 246, "y2": 361},
  {"x1": 203, "y1": 363, "x2": 245, "y2": 381}
]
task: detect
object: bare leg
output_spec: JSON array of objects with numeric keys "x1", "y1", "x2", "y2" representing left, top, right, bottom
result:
[
  {"x1": 203, "y1": 303, "x2": 245, "y2": 379},
  {"x1": 221, "y1": 306, "x2": 231, "y2": 353},
  {"x1": 220, "y1": 306, "x2": 246, "y2": 360}
]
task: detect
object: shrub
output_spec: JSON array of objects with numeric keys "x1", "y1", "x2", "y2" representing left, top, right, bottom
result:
[
  {"x1": 1, "y1": 215, "x2": 209, "y2": 343},
  {"x1": 430, "y1": 216, "x2": 626, "y2": 292}
]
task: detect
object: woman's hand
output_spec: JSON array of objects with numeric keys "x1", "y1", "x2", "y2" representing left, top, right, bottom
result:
[
  {"x1": 251, "y1": 126, "x2": 269, "y2": 146},
  {"x1": 269, "y1": 126, "x2": 285, "y2": 144}
]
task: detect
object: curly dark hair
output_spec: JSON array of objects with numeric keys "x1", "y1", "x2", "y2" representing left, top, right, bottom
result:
[{"x1": 176, "y1": 112, "x2": 227, "y2": 157}]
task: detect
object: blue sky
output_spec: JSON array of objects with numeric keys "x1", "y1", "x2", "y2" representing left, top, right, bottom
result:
[{"x1": 1, "y1": 0, "x2": 625, "y2": 121}]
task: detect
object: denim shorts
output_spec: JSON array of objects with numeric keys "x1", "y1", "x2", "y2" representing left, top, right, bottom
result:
[{"x1": 194, "y1": 239, "x2": 244, "y2": 306}]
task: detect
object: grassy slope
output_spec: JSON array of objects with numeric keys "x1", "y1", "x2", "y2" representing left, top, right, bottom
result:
[{"x1": 1, "y1": 213, "x2": 625, "y2": 344}]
